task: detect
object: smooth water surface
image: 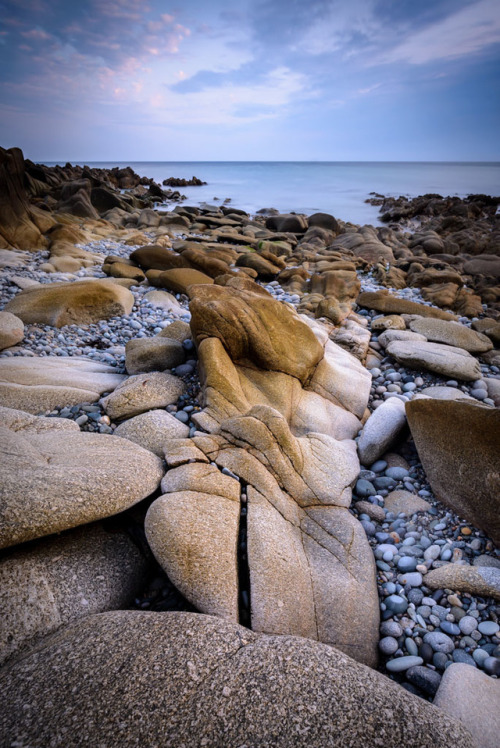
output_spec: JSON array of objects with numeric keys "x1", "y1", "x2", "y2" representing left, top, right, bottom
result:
[{"x1": 47, "y1": 161, "x2": 500, "y2": 225}]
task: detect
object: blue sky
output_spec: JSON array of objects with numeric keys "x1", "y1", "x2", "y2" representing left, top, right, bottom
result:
[{"x1": 0, "y1": 0, "x2": 499, "y2": 161}]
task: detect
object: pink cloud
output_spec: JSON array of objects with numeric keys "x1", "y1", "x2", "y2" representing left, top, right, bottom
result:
[{"x1": 21, "y1": 28, "x2": 51, "y2": 41}]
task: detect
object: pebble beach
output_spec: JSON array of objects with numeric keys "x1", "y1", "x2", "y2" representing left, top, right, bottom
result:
[{"x1": 0, "y1": 147, "x2": 499, "y2": 747}]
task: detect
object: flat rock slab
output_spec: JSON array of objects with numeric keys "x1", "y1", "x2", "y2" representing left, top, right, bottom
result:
[
  {"x1": 434, "y1": 663, "x2": 500, "y2": 748},
  {"x1": 0, "y1": 522, "x2": 148, "y2": 665},
  {"x1": 0, "y1": 427, "x2": 164, "y2": 549},
  {"x1": 418, "y1": 386, "x2": 474, "y2": 401},
  {"x1": 0, "y1": 611, "x2": 476, "y2": 748},
  {"x1": 424, "y1": 565, "x2": 500, "y2": 602},
  {"x1": 0, "y1": 356, "x2": 126, "y2": 414},
  {"x1": 386, "y1": 340, "x2": 481, "y2": 381},
  {"x1": 4, "y1": 279, "x2": 134, "y2": 327},
  {"x1": 409, "y1": 318, "x2": 493, "y2": 353},
  {"x1": 406, "y1": 399, "x2": 500, "y2": 545},
  {"x1": 357, "y1": 291, "x2": 458, "y2": 320}
]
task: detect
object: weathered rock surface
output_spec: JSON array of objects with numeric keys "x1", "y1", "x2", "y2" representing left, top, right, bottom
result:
[
  {"x1": 0, "y1": 612, "x2": 477, "y2": 748},
  {"x1": 157, "y1": 268, "x2": 214, "y2": 294},
  {"x1": 409, "y1": 318, "x2": 493, "y2": 353},
  {"x1": 384, "y1": 490, "x2": 432, "y2": 515},
  {"x1": 434, "y1": 663, "x2": 500, "y2": 748},
  {"x1": 0, "y1": 356, "x2": 126, "y2": 413},
  {"x1": 0, "y1": 405, "x2": 79, "y2": 433},
  {"x1": 0, "y1": 146, "x2": 52, "y2": 250},
  {"x1": 406, "y1": 399, "x2": 500, "y2": 545},
  {"x1": 386, "y1": 340, "x2": 482, "y2": 381},
  {"x1": 425, "y1": 564, "x2": 500, "y2": 601},
  {"x1": 113, "y1": 409, "x2": 189, "y2": 456},
  {"x1": 100, "y1": 371, "x2": 185, "y2": 420},
  {"x1": 146, "y1": 464, "x2": 240, "y2": 621},
  {"x1": 0, "y1": 522, "x2": 148, "y2": 665},
  {"x1": 190, "y1": 283, "x2": 323, "y2": 384},
  {"x1": 4, "y1": 279, "x2": 134, "y2": 327},
  {"x1": 0, "y1": 426, "x2": 164, "y2": 549},
  {"x1": 124, "y1": 337, "x2": 185, "y2": 374},
  {"x1": 0, "y1": 311, "x2": 24, "y2": 350},
  {"x1": 357, "y1": 398, "x2": 407, "y2": 465},
  {"x1": 144, "y1": 284, "x2": 378, "y2": 665}
]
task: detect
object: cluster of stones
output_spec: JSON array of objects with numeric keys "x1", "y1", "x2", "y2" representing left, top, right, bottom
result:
[{"x1": 0, "y1": 146, "x2": 499, "y2": 747}]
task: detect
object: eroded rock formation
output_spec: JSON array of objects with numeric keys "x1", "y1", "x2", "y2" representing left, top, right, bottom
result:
[{"x1": 145, "y1": 282, "x2": 380, "y2": 666}]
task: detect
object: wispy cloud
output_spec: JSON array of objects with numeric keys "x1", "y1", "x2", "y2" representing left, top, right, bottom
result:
[{"x1": 380, "y1": 0, "x2": 500, "y2": 65}]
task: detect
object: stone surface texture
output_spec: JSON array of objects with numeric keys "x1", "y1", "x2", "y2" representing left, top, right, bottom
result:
[
  {"x1": 386, "y1": 340, "x2": 482, "y2": 381},
  {"x1": 434, "y1": 663, "x2": 500, "y2": 748},
  {"x1": 145, "y1": 284, "x2": 380, "y2": 666},
  {"x1": 100, "y1": 371, "x2": 185, "y2": 420},
  {"x1": 4, "y1": 279, "x2": 134, "y2": 327},
  {"x1": 0, "y1": 611, "x2": 477, "y2": 748},
  {"x1": 0, "y1": 426, "x2": 164, "y2": 548},
  {"x1": 0, "y1": 356, "x2": 126, "y2": 413},
  {"x1": 113, "y1": 409, "x2": 189, "y2": 456},
  {"x1": 0, "y1": 522, "x2": 148, "y2": 665}
]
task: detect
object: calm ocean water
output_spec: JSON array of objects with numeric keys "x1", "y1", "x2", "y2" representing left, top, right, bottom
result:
[{"x1": 49, "y1": 161, "x2": 500, "y2": 225}]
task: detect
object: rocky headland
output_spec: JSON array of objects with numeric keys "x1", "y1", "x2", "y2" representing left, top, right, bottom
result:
[{"x1": 0, "y1": 146, "x2": 499, "y2": 747}]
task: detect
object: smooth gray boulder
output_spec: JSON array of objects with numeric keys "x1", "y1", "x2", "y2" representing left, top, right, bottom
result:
[
  {"x1": 0, "y1": 522, "x2": 148, "y2": 665},
  {"x1": 0, "y1": 611, "x2": 476, "y2": 748},
  {"x1": 357, "y1": 397, "x2": 407, "y2": 465},
  {"x1": 386, "y1": 340, "x2": 481, "y2": 381}
]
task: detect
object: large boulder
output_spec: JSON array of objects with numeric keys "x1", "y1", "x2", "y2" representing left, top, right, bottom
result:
[
  {"x1": 386, "y1": 340, "x2": 481, "y2": 381},
  {"x1": 424, "y1": 565, "x2": 500, "y2": 602},
  {"x1": 190, "y1": 283, "x2": 323, "y2": 385},
  {"x1": 406, "y1": 399, "x2": 500, "y2": 545},
  {"x1": 145, "y1": 286, "x2": 378, "y2": 666},
  {"x1": 357, "y1": 398, "x2": 407, "y2": 465},
  {"x1": 0, "y1": 611, "x2": 476, "y2": 748},
  {"x1": 0, "y1": 426, "x2": 164, "y2": 549},
  {"x1": 57, "y1": 179, "x2": 99, "y2": 219},
  {"x1": 0, "y1": 356, "x2": 126, "y2": 414},
  {"x1": 157, "y1": 268, "x2": 214, "y2": 294},
  {"x1": 0, "y1": 522, "x2": 148, "y2": 665},
  {"x1": 266, "y1": 213, "x2": 308, "y2": 232},
  {"x1": 4, "y1": 279, "x2": 134, "y2": 327}
]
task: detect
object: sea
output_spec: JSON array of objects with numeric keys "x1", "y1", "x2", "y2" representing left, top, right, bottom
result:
[{"x1": 48, "y1": 161, "x2": 500, "y2": 226}]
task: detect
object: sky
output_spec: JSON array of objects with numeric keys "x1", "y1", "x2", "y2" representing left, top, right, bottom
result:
[{"x1": 0, "y1": 0, "x2": 499, "y2": 161}]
